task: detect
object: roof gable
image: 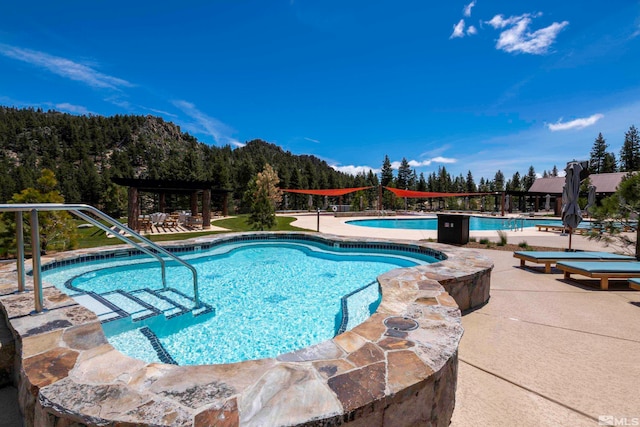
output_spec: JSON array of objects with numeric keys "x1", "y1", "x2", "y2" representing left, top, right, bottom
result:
[{"x1": 528, "y1": 172, "x2": 628, "y2": 194}]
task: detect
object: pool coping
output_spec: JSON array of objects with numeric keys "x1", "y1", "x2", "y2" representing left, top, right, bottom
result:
[{"x1": 0, "y1": 231, "x2": 493, "y2": 426}]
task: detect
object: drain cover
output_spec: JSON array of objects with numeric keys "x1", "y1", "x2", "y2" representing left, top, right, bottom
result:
[{"x1": 383, "y1": 316, "x2": 419, "y2": 331}]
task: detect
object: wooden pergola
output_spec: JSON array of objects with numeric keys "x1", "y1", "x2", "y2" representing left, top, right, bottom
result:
[{"x1": 112, "y1": 178, "x2": 231, "y2": 231}]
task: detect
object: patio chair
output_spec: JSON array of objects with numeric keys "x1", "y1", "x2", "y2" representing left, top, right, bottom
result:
[
  {"x1": 513, "y1": 251, "x2": 636, "y2": 273},
  {"x1": 555, "y1": 261, "x2": 640, "y2": 290}
]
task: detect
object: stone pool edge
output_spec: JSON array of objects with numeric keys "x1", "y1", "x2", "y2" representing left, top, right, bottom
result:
[{"x1": 0, "y1": 231, "x2": 493, "y2": 426}]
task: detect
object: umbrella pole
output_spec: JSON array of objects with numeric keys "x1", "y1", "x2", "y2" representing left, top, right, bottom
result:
[{"x1": 568, "y1": 228, "x2": 573, "y2": 250}]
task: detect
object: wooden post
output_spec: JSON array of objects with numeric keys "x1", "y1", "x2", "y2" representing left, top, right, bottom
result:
[
  {"x1": 128, "y1": 187, "x2": 139, "y2": 231},
  {"x1": 202, "y1": 190, "x2": 211, "y2": 229},
  {"x1": 159, "y1": 192, "x2": 166, "y2": 213},
  {"x1": 190, "y1": 191, "x2": 199, "y2": 216}
]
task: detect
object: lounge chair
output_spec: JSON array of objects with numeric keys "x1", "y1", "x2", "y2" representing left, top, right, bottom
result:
[
  {"x1": 629, "y1": 278, "x2": 640, "y2": 290},
  {"x1": 513, "y1": 251, "x2": 635, "y2": 273},
  {"x1": 556, "y1": 261, "x2": 640, "y2": 290}
]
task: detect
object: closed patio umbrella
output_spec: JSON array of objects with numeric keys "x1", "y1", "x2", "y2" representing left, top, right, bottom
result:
[
  {"x1": 562, "y1": 161, "x2": 584, "y2": 249},
  {"x1": 584, "y1": 185, "x2": 596, "y2": 215},
  {"x1": 544, "y1": 194, "x2": 551, "y2": 211}
]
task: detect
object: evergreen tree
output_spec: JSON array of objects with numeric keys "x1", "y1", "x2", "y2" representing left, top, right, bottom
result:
[
  {"x1": 523, "y1": 166, "x2": 536, "y2": 191},
  {"x1": 417, "y1": 173, "x2": 427, "y2": 192},
  {"x1": 1, "y1": 169, "x2": 77, "y2": 255},
  {"x1": 507, "y1": 172, "x2": 521, "y2": 191},
  {"x1": 602, "y1": 152, "x2": 617, "y2": 173},
  {"x1": 396, "y1": 158, "x2": 412, "y2": 189},
  {"x1": 551, "y1": 165, "x2": 559, "y2": 177},
  {"x1": 589, "y1": 133, "x2": 608, "y2": 174},
  {"x1": 465, "y1": 170, "x2": 477, "y2": 193},
  {"x1": 619, "y1": 125, "x2": 640, "y2": 172},
  {"x1": 493, "y1": 170, "x2": 505, "y2": 191},
  {"x1": 437, "y1": 166, "x2": 451, "y2": 192},
  {"x1": 247, "y1": 164, "x2": 282, "y2": 231},
  {"x1": 380, "y1": 155, "x2": 394, "y2": 209},
  {"x1": 380, "y1": 155, "x2": 394, "y2": 187},
  {"x1": 478, "y1": 177, "x2": 490, "y2": 192}
]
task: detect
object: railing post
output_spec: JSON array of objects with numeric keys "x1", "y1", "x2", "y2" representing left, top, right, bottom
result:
[
  {"x1": 15, "y1": 211, "x2": 26, "y2": 293},
  {"x1": 30, "y1": 209, "x2": 44, "y2": 313}
]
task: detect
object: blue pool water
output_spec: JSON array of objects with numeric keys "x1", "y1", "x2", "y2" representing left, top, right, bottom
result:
[
  {"x1": 347, "y1": 216, "x2": 578, "y2": 231},
  {"x1": 43, "y1": 240, "x2": 436, "y2": 365}
]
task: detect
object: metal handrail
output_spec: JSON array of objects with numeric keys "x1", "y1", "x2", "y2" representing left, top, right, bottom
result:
[{"x1": 0, "y1": 203, "x2": 200, "y2": 313}]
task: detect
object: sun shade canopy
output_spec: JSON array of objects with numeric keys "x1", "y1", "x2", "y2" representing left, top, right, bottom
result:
[
  {"x1": 282, "y1": 187, "x2": 373, "y2": 196},
  {"x1": 384, "y1": 187, "x2": 489, "y2": 198}
]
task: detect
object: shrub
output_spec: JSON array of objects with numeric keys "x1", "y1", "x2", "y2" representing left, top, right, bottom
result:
[
  {"x1": 497, "y1": 230, "x2": 508, "y2": 246},
  {"x1": 479, "y1": 238, "x2": 490, "y2": 245}
]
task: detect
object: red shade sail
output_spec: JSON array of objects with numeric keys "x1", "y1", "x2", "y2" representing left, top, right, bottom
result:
[
  {"x1": 384, "y1": 187, "x2": 490, "y2": 198},
  {"x1": 282, "y1": 186, "x2": 373, "y2": 196}
]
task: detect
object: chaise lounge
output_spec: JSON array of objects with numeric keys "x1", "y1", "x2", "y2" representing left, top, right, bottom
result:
[
  {"x1": 629, "y1": 278, "x2": 640, "y2": 290},
  {"x1": 513, "y1": 251, "x2": 636, "y2": 273},
  {"x1": 555, "y1": 261, "x2": 640, "y2": 290}
]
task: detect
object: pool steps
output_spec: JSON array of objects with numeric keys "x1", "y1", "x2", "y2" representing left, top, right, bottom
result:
[{"x1": 70, "y1": 287, "x2": 214, "y2": 363}]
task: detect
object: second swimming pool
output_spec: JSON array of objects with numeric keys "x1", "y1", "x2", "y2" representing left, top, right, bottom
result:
[{"x1": 347, "y1": 216, "x2": 578, "y2": 231}]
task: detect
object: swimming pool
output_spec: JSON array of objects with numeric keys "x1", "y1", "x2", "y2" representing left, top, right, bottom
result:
[
  {"x1": 347, "y1": 216, "x2": 577, "y2": 231},
  {"x1": 3, "y1": 231, "x2": 493, "y2": 425},
  {"x1": 42, "y1": 236, "x2": 438, "y2": 365}
]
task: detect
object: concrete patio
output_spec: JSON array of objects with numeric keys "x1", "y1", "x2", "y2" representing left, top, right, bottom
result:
[{"x1": 1, "y1": 213, "x2": 638, "y2": 426}]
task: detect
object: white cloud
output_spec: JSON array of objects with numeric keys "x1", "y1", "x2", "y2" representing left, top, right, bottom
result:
[
  {"x1": 331, "y1": 164, "x2": 379, "y2": 175},
  {"x1": 463, "y1": 1, "x2": 476, "y2": 17},
  {"x1": 0, "y1": 43, "x2": 132, "y2": 89},
  {"x1": 467, "y1": 25, "x2": 478, "y2": 36},
  {"x1": 547, "y1": 113, "x2": 604, "y2": 131},
  {"x1": 173, "y1": 100, "x2": 243, "y2": 147},
  {"x1": 390, "y1": 157, "x2": 457, "y2": 169},
  {"x1": 304, "y1": 137, "x2": 320, "y2": 143},
  {"x1": 450, "y1": 19, "x2": 466, "y2": 39},
  {"x1": 55, "y1": 103, "x2": 93, "y2": 115},
  {"x1": 486, "y1": 13, "x2": 569, "y2": 54}
]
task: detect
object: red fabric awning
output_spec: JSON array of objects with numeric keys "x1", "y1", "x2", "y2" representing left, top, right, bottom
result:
[
  {"x1": 384, "y1": 187, "x2": 489, "y2": 198},
  {"x1": 282, "y1": 186, "x2": 373, "y2": 196}
]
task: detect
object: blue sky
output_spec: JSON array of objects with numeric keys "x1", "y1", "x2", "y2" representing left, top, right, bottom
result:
[{"x1": 1, "y1": 1, "x2": 640, "y2": 182}]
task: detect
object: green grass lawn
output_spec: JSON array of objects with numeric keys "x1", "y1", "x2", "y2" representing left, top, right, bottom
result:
[{"x1": 75, "y1": 215, "x2": 311, "y2": 249}]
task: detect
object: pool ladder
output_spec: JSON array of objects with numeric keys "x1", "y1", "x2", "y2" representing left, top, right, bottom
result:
[
  {"x1": 0, "y1": 203, "x2": 200, "y2": 314},
  {"x1": 503, "y1": 215, "x2": 526, "y2": 231}
]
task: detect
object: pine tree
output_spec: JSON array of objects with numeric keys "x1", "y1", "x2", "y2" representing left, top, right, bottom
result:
[
  {"x1": 619, "y1": 125, "x2": 640, "y2": 172},
  {"x1": 380, "y1": 155, "x2": 394, "y2": 209},
  {"x1": 493, "y1": 170, "x2": 505, "y2": 191},
  {"x1": 396, "y1": 158, "x2": 412, "y2": 189},
  {"x1": 589, "y1": 133, "x2": 608, "y2": 174},
  {"x1": 602, "y1": 152, "x2": 617, "y2": 173},
  {"x1": 523, "y1": 166, "x2": 536, "y2": 191},
  {"x1": 417, "y1": 172, "x2": 427, "y2": 192},
  {"x1": 380, "y1": 155, "x2": 394, "y2": 187},
  {"x1": 247, "y1": 164, "x2": 282, "y2": 230},
  {"x1": 466, "y1": 170, "x2": 477, "y2": 193},
  {"x1": 508, "y1": 172, "x2": 522, "y2": 191},
  {"x1": 1, "y1": 169, "x2": 77, "y2": 255},
  {"x1": 437, "y1": 166, "x2": 451, "y2": 192}
]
